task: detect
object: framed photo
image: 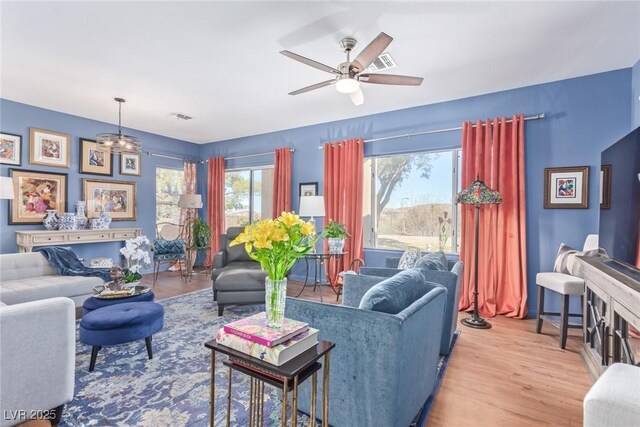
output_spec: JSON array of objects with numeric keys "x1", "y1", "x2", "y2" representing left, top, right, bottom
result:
[
  {"x1": 83, "y1": 178, "x2": 137, "y2": 221},
  {"x1": 299, "y1": 182, "x2": 318, "y2": 197},
  {"x1": 29, "y1": 128, "x2": 70, "y2": 168},
  {"x1": 600, "y1": 164, "x2": 612, "y2": 209},
  {"x1": 0, "y1": 132, "x2": 21, "y2": 165},
  {"x1": 9, "y1": 168, "x2": 67, "y2": 224},
  {"x1": 80, "y1": 138, "x2": 113, "y2": 176},
  {"x1": 544, "y1": 166, "x2": 589, "y2": 209},
  {"x1": 120, "y1": 153, "x2": 141, "y2": 176}
]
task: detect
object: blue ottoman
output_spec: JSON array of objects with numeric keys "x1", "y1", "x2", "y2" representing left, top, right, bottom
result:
[
  {"x1": 82, "y1": 291, "x2": 155, "y2": 315},
  {"x1": 79, "y1": 302, "x2": 164, "y2": 371}
]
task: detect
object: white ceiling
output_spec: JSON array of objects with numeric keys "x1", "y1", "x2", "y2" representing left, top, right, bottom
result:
[{"x1": 1, "y1": 1, "x2": 639, "y2": 144}]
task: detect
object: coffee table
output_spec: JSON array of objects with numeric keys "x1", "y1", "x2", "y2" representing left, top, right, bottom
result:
[{"x1": 204, "y1": 339, "x2": 335, "y2": 427}]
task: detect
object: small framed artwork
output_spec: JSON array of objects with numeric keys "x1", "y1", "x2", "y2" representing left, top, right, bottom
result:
[
  {"x1": 299, "y1": 182, "x2": 318, "y2": 197},
  {"x1": 0, "y1": 132, "x2": 21, "y2": 165},
  {"x1": 83, "y1": 178, "x2": 136, "y2": 221},
  {"x1": 29, "y1": 128, "x2": 71, "y2": 168},
  {"x1": 80, "y1": 138, "x2": 113, "y2": 176},
  {"x1": 600, "y1": 164, "x2": 612, "y2": 209},
  {"x1": 544, "y1": 166, "x2": 589, "y2": 209},
  {"x1": 120, "y1": 153, "x2": 141, "y2": 176},
  {"x1": 9, "y1": 168, "x2": 67, "y2": 224}
]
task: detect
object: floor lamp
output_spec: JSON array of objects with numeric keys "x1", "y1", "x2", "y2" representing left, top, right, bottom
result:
[
  {"x1": 299, "y1": 195, "x2": 325, "y2": 253},
  {"x1": 456, "y1": 176, "x2": 502, "y2": 329},
  {"x1": 179, "y1": 193, "x2": 203, "y2": 279}
]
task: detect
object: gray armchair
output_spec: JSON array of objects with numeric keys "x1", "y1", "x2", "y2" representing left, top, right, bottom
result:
[
  {"x1": 358, "y1": 255, "x2": 463, "y2": 355},
  {"x1": 212, "y1": 227, "x2": 266, "y2": 316}
]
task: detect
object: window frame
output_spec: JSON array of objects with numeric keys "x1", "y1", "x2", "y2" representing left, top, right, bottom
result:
[
  {"x1": 225, "y1": 165, "x2": 274, "y2": 226},
  {"x1": 155, "y1": 166, "x2": 185, "y2": 225},
  {"x1": 364, "y1": 147, "x2": 461, "y2": 254}
]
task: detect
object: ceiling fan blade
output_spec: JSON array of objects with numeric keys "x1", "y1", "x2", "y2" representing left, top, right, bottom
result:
[
  {"x1": 280, "y1": 50, "x2": 341, "y2": 75},
  {"x1": 351, "y1": 32, "x2": 393, "y2": 72},
  {"x1": 288, "y1": 79, "x2": 336, "y2": 95},
  {"x1": 349, "y1": 88, "x2": 364, "y2": 106},
  {"x1": 359, "y1": 73, "x2": 424, "y2": 86}
]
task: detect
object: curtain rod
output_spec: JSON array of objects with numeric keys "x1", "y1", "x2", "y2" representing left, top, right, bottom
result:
[
  {"x1": 146, "y1": 147, "x2": 295, "y2": 164},
  {"x1": 317, "y1": 113, "x2": 545, "y2": 149}
]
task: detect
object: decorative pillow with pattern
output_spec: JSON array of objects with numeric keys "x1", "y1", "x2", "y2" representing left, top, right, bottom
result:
[
  {"x1": 154, "y1": 239, "x2": 185, "y2": 255},
  {"x1": 553, "y1": 243, "x2": 578, "y2": 274},
  {"x1": 397, "y1": 247, "x2": 422, "y2": 269}
]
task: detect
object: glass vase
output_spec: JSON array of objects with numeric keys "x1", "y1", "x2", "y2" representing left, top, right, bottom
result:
[{"x1": 265, "y1": 277, "x2": 287, "y2": 329}]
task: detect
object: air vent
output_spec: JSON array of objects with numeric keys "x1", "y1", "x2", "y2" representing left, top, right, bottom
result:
[
  {"x1": 366, "y1": 52, "x2": 397, "y2": 73},
  {"x1": 170, "y1": 113, "x2": 193, "y2": 121}
]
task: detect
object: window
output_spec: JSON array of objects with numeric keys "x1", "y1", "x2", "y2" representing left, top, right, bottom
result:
[
  {"x1": 363, "y1": 149, "x2": 461, "y2": 253},
  {"x1": 156, "y1": 167, "x2": 184, "y2": 224},
  {"x1": 225, "y1": 167, "x2": 274, "y2": 227}
]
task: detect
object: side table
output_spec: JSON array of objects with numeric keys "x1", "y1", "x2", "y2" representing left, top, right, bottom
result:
[
  {"x1": 204, "y1": 339, "x2": 335, "y2": 427},
  {"x1": 297, "y1": 253, "x2": 347, "y2": 302}
]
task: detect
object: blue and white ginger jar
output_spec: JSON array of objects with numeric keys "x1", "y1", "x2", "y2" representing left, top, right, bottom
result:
[
  {"x1": 59, "y1": 213, "x2": 77, "y2": 230},
  {"x1": 42, "y1": 210, "x2": 59, "y2": 230}
]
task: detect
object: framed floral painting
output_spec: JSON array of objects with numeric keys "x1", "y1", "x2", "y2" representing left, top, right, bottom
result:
[
  {"x1": 544, "y1": 166, "x2": 589, "y2": 209},
  {"x1": 80, "y1": 138, "x2": 113, "y2": 176},
  {"x1": 9, "y1": 169, "x2": 67, "y2": 224},
  {"x1": 0, "y1": 132, "x2": 21, "y2": 165},
  {"x1": 120, "y1": 153, "x2": 141, "y2": 176},
  {"x1": 83, "y1": 178, "x2": 136, "y2": 221},
  {"x1": 29, "y1": 128, "x2": 71, "y2": 168}
]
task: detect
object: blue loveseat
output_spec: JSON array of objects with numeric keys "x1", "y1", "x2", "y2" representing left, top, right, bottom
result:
[
  {"x1": 285, "y1": 268, "x2": 447, "y2": 427},
  {"x1": 358, "y1": 257, "x2": 463, "y2": 355}
]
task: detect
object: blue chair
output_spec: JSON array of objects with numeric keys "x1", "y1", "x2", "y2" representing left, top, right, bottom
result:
[
  {"x1": 151, "y1": 223, "x2": 187, "y2": 286},
  {"x1": 285, "y1": 269, "x2": 447, "y2": 427}
]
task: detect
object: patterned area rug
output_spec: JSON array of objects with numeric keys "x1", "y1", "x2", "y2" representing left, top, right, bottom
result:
[{"x1": 61, "y1": 289, "x2": 458, "y2": 426}]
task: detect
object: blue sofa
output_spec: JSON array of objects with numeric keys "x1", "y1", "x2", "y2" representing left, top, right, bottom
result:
[
  {"x1": 285, "y1": 268, "x2": 447, "y2": 427},
  {"x1": 358, "y1": 257, "x2": 463, "y2": 355}
]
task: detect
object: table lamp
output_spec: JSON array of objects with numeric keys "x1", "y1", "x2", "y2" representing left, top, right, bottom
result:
[
  {"x1": 0, "y1": 177, "x2": 15, "y2": 200},
  {"x1": 456, "y1": 176, "x2": 502, "y2": 329},
  {"x1": 299, "y1": 196, "x2": 325, "y2": 253}
]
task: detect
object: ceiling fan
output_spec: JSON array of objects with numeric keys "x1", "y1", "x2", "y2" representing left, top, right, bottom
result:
[{"x1": 280, "y1": 32, "x2": 423, "y2": 106}]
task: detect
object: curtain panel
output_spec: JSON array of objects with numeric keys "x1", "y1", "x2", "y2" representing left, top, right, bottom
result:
[
  {"x1": 459, "y1": 115, "x2": 528, "y2": 319},
  {"x1": 272, "y1": 147, "x2": 292, "y2": 218},
  {"x1": 323, "y1": 138, "x2": 365, "y2": 281},
  {"x1": 207, "y1": 157, "x2": 225, "y2": 268}
]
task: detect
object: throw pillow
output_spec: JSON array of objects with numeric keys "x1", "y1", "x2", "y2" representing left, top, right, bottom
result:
[
  {"x1": 154, "y1": 239, "x2": 185, "y2": 255},
  {"x1": 415, "y1": 251, "x2": 448, "y2": 272},
  {"x1": 553, "y1": 243, "x2": 579, "y2": 274},
  {"x1": 397, "y1": 247, "x2": 422, "y2": 269},
  {"x1": 359, "y1": 269, "x2": 431, "y2": 314}
]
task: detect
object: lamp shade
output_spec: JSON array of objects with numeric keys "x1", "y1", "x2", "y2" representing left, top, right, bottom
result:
[
  {"x1": 299, "y1": 196, "x2": 325, "y2": 217},
  {"x1": 0, "y1": 177, "x2": 15, "y2": 200},
  {"x1": 178, "y1": 193, "x2": 203, "y2": 209},
  {"x1": 456, "y1": 177, "x2": 502, "y2": 206}
]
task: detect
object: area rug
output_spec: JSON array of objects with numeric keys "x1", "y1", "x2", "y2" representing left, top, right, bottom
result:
[{"x1": 61, "y1": 289, "x2": 458, "y2": 426}]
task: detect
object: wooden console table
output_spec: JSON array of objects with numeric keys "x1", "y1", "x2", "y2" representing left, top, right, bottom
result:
[
  {"x1": 16, "y1": 228, "x2": 142, "y2": 252},
  {"x1": 576, "y1": 256, "x2": 640, "y2": 380}
]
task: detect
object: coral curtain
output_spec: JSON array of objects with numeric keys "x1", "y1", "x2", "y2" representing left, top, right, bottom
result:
[
  {"x1": 170, "y1": 162, "x2": 198, "y2": 271},
  {"x1": 272, "y1": 147, "x2": 292, "y2": 218},
  {"x1": 459, "y1": 115, "x2": 528, "y2": 319},
  {"x1": 323, "y1": 138, "x2": 365, "y2": 282},
  {"x1": 206, "y1": 157, "x2": 225, "y2": 268}
]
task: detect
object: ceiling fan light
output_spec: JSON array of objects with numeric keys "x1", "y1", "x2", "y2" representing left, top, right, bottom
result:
[{"x1": 336, "y1": 78, "x2": 360, "y2": 94}]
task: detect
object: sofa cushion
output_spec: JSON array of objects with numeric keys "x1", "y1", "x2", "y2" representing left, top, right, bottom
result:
[
  {"x1": 0, "y1": 252, "x2": 56, "y2": 282},
  {"x1": 215, "y1": 269, "x2": 268, "y2": 292},
  {"x1": 212, "y1": 261, "x2": 262, "y2": 280},
  {"x1": 359, "y1": 269, "x2": 433, "y2": 315},
  {"x1": 0, "y1": 275, "x2": 103, "y2": 306},
  {"x1": 415, "y1": 252, "x2": 448, "y2": 272},
  {"x1": 227, "y1": 242, "x2": 253, "y2": 263}
]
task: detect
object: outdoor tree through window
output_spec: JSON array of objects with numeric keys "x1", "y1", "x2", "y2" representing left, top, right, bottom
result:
[
  {"x1": 156, "y1": 167, "x2": 184, "y2": 225},
  {"x1": 225, "y1": 167, "x2": 273, "y2": 228}
]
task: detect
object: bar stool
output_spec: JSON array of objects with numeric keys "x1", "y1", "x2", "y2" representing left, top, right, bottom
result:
[{"x1": 535, "y1": 234, "x2": 598, "y2": 349}]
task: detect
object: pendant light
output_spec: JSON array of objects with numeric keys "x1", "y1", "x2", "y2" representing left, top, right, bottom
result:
[{"x1": 96, "y1": 97, "x2": 142, "y2": 154}]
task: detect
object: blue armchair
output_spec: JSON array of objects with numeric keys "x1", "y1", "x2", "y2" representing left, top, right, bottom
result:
[
  {"x1": 285, "y1": 269, "x2": 447, "y2": 427},
  {"x1": 358, "y1": 256, "x2": 463, "y2": 355}
]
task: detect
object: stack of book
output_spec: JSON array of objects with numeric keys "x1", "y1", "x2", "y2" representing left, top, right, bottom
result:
[{"x1": 216, "y1": 312, "x2": 318, "y2": 366}]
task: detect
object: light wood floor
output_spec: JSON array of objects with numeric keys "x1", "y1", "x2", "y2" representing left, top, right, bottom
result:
[{"x1": 143, "y1": 270, "x2": 593, "y2": 426}]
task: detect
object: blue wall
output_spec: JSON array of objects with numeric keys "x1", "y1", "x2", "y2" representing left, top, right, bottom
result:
[
  {"x1": 0, "y1": 99, "x2": 200, "y2": 272},
  {"x1": 633, "y1": 59, "x2": 640, "y2": 128},
  {"x1": 199, "y1": 69, "x2": 633, "y2": 316}
]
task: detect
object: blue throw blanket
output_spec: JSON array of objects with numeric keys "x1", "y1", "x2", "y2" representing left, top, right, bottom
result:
[{"x1": 36, "y1": 246, "x2": 111, "y2": 283}]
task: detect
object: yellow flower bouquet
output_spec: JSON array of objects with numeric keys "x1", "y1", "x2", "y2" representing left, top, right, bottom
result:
[{"x1": 230, "y1": 212, "x2": 317, "y2": 327}]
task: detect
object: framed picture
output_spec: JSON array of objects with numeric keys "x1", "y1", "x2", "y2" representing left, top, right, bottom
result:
[
  {"x1": 544, "y1": 166, "x2": 589, "y2": 209},
  {"x1": 9, "y1": 168, "x2": 67, "y2": 224},
  {"x1": 0, "y1": 132, "x2": 21, "y2": 165},
  {"x1": 120, "y1": 153, "x2": 141, "y2": 176},
  {"x1": 80, "y1": 138, "x2": 113, "y2": 176},
  {"x1": 299, "y1": 182, "x2": 318, "y2": 197},
  {"x1": 83, "y1": 178, "x2": 136, "y2": 221},
  {"x1": 600, "y1": 164, "x2": 612, "y2": 209},
  {"x1": 29, "y1": 128, "x2": 71, "y2": 168}
]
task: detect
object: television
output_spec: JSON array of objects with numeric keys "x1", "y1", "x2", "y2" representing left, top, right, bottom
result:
[{"x1": 598, "y1": 126, "x2": 640, "y2": 281}]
